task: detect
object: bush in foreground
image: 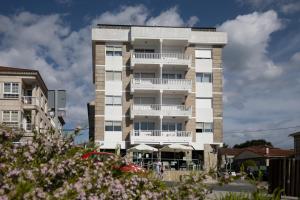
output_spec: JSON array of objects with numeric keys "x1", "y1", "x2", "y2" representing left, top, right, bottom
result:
[{"x1": 0, "y1": 126, "x2": 208, "y2": 200}]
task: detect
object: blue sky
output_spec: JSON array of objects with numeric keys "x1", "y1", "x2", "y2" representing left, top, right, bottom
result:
[{"x1": 0, "y1": 0, "x2": 300, "y2": 148}]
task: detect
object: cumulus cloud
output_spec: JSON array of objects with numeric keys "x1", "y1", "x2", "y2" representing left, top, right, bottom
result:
[
  {"x1": 219, "y1": 10, "x2": 283, "y2": 80},
  {"x1": 0, "y1": 12, "x2": 93, "y2": 127},
  {"x1": 281, "y1": 2, "x2": 300, "y2": 14},
  {"x1": 219, "y1": 10, "x2": 300, "y2": 148},
  {"x1": 0, "y1": 5, "x2": 198, "y2": 130}
]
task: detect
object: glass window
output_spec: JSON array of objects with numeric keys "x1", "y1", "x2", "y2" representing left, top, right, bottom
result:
[
  {"x1": 162, "y1": 123, "x2": 168, "y2": 131},
  {"x1": 114, "y1": 96, "x2": 122, "y2": 105},
  {"x1": 141, "y1": 122, "x2": 148, "y2": 130},
  {"x1": 106, "y1": 71, "x2": 114, "y2": 81},
  {"x1": 4, "y1": 83, "x2": 11, "y2": 93},
  {"x1": 2, "y1": 111, "x2": 10, "y2": 121},
  {"x1": 203, "y1": 74, "x2": 212, "y2": 82},
  {"x1": 148, "y1": 122, "x2": 155, "y2": 130},
  {"x1": 105, "y1": 121, "x2": 113, "y2": 131},
  {"x1": 134, "y1": 122, "x2": 140, "y2": 130},
  {"x1": 105, "y1": 96, "x2": 113, "y2": 105},
  {"x1": 3, "y1": 82, "x2": 19, "y2": 98},
  {"x1": 177, "y1": 123, "x2": 182, "y2": 131},
  {"x1": 204, "y1": 123, "x2": 213, "y2": 132},
  {"x1": 169, "y1": 123, "x2": 176, "y2": 131},
  {"x1": 106, "y1": 46, "x2": 122, "y2": 56},
  {"x1": 113, "y1": 121, "x2": 122, "y2": 131},
  {"x1": 196, "y1": 122, "x2": 204, "y2": 133},
  {"x1": 114, "y1": 72, "x2": 122, "y2": 80},
  {"x1": 196, "y1": 73, "x2": 212, "y2": 83},
  {"x1": 11, "y1": 111, "x2": 18, "y2": 122}
]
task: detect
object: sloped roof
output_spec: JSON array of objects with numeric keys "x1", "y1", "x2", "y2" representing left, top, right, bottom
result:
[
  {"x1": 0, "y1": 65, "x2": 48, "y2": 94},
  {"x1": 220, "y1": 146, "x2": 294, "y2": 159}
]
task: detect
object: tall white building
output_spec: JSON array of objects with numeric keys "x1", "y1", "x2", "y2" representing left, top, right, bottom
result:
[{"x1": 89, "y1": 24, "x2": 227, "y2": 167}]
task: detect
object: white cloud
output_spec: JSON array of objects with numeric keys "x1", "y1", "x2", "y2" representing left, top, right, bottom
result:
[
  {"x1": 0, "y1": 6, "x2": 198, "y2": 130},
  {"x1": 219, "y1": 10, "x2": 283, "y2": 80},
  {"x1": 236, "y1": 0, "x2": 273, "y2": 8},
  {"x1": 93, "y1": 5, "x2": 198, "y2": 27},
  {"x1": 219, "y1": 10, "x2": 300, "y2": 148},
  {"x1": 281, "y1": 2, "x2": 300, "y2": 14},
  {"x1": 291, "y1": 52, "x2": 300, "y2": 63}
]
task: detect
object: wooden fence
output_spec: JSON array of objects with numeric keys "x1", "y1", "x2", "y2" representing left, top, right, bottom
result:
[{"x1": 269, "y1": 158, "x2": 300, "y2": 198}]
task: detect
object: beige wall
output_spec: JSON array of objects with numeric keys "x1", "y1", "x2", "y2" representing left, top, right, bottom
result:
[
  {"x1": 185, "y1": 46, "x2": 196, "y2": 142},
  {"x1": 212, "y1": 47, "x2": 223, "y2": 143},
  {"x1": 0, "y1": 74, "x2": 52, "y2": 133},
  {"x1": 122, "y1": 43, "x2": 133, "y2": 144},
  {"x1": 94, "y1": 43, "x2": 106, "y2": 141}
]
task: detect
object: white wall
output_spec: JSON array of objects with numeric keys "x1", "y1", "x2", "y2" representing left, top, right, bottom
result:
[
  {"x1": 195, "y1": 59, "x2": 212, "y2": 73},
  {"x1": 105, "y1": 81, "x2": 122, "y2": 96},
  {"x1": 196, "y1": 108, "x2": 213, "y2": 122},
  {"x1": 193, "y1": 133, "x2": 214, "y2": 150},
  {"x1": 105, "y1": 106, "x2": 122, "y2": 121},
  {"x1": 196, "y1": 83, "x2": 212, "y2": 98}
]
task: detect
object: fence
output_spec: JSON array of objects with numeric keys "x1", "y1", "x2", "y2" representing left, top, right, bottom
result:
[{"x1": 269, "y1": 158, "x2": 300, "y2": 198}]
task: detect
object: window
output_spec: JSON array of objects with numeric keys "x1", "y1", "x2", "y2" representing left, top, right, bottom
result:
[
  {"x1": 106, "y1": 71, "x2": 122, "y2": 81},
  {"x1": 162, "y1": 122, "x2": 182, "y2": 131},
  {"x1": 134, "y1": 121, "x2": 155, "y2": 131},
  {"x1": 134, "y1": 49, "x2": 155, "y2": 53},
  {"x1": 195, "y1": 49, "x2": 212, "y2": 59},
  {"x1": 3, "y1": 82, "x2": 19, "y2": 98},
  {"x1": 196, "y1": 122, "x2": 213, "y2": 133},
  {"x1": 105, "y1": 96, "x2": 121, "y2": 106},
  {"x1": 162, "y1": 73, "x2": 183, "y2": 79},
  {"x1": 134, "y1": 73, "x2": 155, "y2": 79},
  {"x1": 105, "y1": 121, "x2": 122, "y2": 131},
  {"x1": 106, "y1": 46, "x2": 122, "y2": 56},
  {"x1": 196, "y1": 73, "x2": 212, "y2": 83},
  {"x1": 134, "y1": 97, "x2": 155, "y2": 104},
  {"x1": 2, "y1": 111, "x2": 19, "y2": 128}
]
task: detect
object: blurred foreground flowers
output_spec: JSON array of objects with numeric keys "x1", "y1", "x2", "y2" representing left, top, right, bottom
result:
[{"x1": 0, "y1": 126, "x2": 207, "y2": 200}]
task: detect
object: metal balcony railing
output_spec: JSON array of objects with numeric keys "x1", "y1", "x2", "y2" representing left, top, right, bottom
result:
[
  {"x1": 130, "y1": 130, "x2": 192, "y2": 144},
  {"x1": 131, "y1": 78, "x2": 192, "y2": 92},
  {"x1": 21, "y1": 96, "x2": 38, "y2": 106},
  {"x1": 131, "y1": 52, "x2": 191, "y2": 66},
  {"x1": 131, "y1": 104, "x2": 192, "y2": 118}
]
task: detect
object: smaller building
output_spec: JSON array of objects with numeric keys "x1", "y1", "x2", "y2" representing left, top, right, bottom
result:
[
  {"x1": 0, "y1": 66, "x2": 65, "y2": 139},
  {"x1": 218, "y1": 146, "x2": 294, "y2": 171},
  {"x1": 290, "y1": 132, "x2": 300, "y2": 160}
]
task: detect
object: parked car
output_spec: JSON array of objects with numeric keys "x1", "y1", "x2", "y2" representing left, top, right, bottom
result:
[{"x1": 82, "y1": 151, "x2": 145, "y2": 173}]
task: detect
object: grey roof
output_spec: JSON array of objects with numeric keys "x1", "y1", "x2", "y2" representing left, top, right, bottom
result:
[{"x1": 290, "y1": 132, "x2": 300, "y2": 137}]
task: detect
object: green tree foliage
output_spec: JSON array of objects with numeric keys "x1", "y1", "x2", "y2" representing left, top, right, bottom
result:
[{"x1": 233, "y1": 139, "x2": 273, "y2": 148}]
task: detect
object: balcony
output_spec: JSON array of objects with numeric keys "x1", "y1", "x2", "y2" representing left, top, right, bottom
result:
[
  {"x1": 131, "y1": 52, "x2": 191, "y2": 67},
  {"x1": 130, "y1": 104, "x2": 192, "y2": 118},
  {"x1": 131, "y1": 78, "x2": 192, "y2": 93},
  {"x1": 130, "y1": 130, "x2": 192, "y2": 145},
  {"x1": 21, "y1": 96, "x2": 39, "y2": 109}
]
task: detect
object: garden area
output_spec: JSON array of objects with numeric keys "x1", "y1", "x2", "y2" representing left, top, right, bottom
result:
[{"x1": 0, "y1": 126, "x2": 283, "y2": 200}]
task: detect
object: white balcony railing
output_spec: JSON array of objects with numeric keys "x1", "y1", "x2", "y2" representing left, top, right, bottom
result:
[
  {"x1": 131, "y1": 104, "x2": 192, "y2": 118},
  {"x1": 131, "y1": 78, "x2": 192, "y2": 92},
  {"x1": 130, "y1": 130, "x2": 192, "y2": 145},
  {"x1": 131, "y1": 52, "x2": 191, "y2": 66},
  {"x1": 22, "y1": 96, "x2": 38, "y2": 106}
]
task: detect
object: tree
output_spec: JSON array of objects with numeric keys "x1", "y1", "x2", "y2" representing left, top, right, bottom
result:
[{"x1": 233, "y1": 139, "x2": 273, "y2": 148}]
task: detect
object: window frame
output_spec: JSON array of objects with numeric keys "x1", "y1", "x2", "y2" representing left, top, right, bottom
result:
[
  {"x1": 196, "y1": 122, "x2": 213, "y2": 133},
  {"x1": 3, "y1": 82, "x2": 19, "y2": 98},
  {"x1": 2, "y1": 110, "x2": 19, "y2": 128},
  {"x1": 105, "y1": 95, "x2": 122, "y2": 106},
  {"x1": 105, "y1": 121, "x2": 122, "y2": 132},
  {"x1": 106, "y1": 46, "x2": 122, "y2": 56},
  {"x1": 196, "y1": 73, "x2": 212, "y2": 83},
  {"x1": 106, "y1": 71, "x2": 122, "y2": 81}
]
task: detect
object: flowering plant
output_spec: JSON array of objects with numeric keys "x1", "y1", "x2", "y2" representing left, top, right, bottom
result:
[{"x1": 0, "y1": 126, "x2": 207, "y2": 200}]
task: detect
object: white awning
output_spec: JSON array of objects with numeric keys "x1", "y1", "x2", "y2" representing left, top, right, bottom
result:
[
  {"x1": 128, "y1": 143, "x2": 158, "y2": 153},
  {"x1": 160, "y1": 144, "x2": 194, "y2": 152}
]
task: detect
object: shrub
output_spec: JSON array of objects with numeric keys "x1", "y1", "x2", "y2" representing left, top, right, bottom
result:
[{"x1": 0, "y1": 126, "x2": 208, "y2": 199}]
